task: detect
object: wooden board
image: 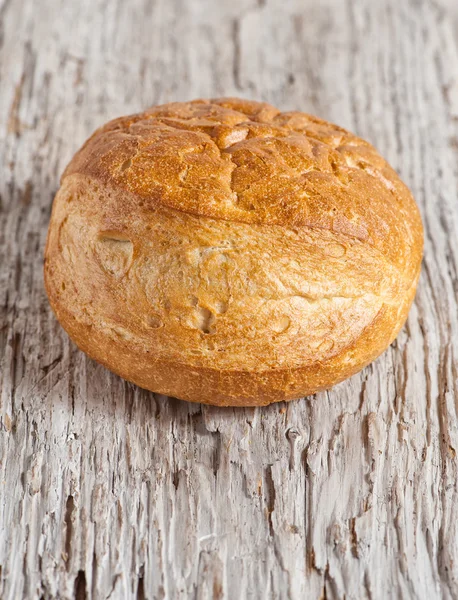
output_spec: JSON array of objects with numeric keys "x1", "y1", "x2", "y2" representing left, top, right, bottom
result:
[{"x1": 1, "y1": 0, "x2": 458, "y2": 598}]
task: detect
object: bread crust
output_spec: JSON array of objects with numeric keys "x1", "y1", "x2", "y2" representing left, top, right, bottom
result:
[{"x1": 44, "y1": 98, "x2": 423, "y2": 406}]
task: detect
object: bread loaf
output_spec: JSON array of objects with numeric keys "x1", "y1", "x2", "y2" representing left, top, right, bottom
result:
[{"x1": 44, "y1": 98, "x2": 423, "y2": 406}]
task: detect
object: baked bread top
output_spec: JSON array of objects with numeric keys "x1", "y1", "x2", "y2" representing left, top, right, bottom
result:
[
  {"x1": 65, "y1": 97, "x2": 421, "y2": 270},
  {"x1": 45, "y1": 98, "x2": 423, "y2": 405}
]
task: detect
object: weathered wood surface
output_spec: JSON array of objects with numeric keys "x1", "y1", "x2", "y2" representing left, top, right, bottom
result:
[{"x1": 1, "y1": 0, "x2": 458, "y2": 598}]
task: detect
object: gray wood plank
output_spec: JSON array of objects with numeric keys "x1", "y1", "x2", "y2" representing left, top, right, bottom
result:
[{"x1": 0, "y1": 0, "x2": 457, "y2": 598}]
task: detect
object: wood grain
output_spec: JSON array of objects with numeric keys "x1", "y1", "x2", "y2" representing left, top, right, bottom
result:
[{"x1": 1, "y1": 0, "x2": 458, "y2": 598}]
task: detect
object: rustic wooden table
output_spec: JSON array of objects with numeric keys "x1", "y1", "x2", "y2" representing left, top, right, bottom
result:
[{"x1": 1, "y1": 0, "x2": 458, "y2": 598}]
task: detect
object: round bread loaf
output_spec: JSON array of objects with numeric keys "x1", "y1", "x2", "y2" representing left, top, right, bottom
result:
[{"x1": 44, "y1": 98, "x2": 423, "y2": 406}]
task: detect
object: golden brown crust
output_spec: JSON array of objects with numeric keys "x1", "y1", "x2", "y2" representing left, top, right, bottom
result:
[{"x1": 45, "y1": 98, "x2": 423, "y2": 406}]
